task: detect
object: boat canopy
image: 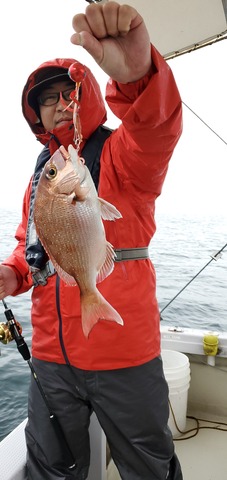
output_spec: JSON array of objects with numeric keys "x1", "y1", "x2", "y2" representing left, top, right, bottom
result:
[{"x1": 116, "y1": 0, "x2": 227, "y2": 58}]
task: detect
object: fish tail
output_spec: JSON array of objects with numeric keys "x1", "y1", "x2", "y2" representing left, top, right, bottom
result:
[{"x1": 81, "y1": 291, "x2": 124, "y2": 338}]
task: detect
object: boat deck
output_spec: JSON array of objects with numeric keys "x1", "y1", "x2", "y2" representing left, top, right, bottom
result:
[
  {"x1": 107, "y1": 415, "x2": 227, "y2": 480},
  {"x1": 2, "y1": 413, "x2": 226, "y2": 480},
  {"x1": 2, "y1": 347, "x2": 227, "y2": 480}
]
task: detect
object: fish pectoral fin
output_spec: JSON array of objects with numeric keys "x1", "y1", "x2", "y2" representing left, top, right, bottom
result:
[
  {"x1": 96, "y1": 242, "x2": 115, "y2": 284},
  {"x1": 98, "y1": 198, "x2": 122, "y2": 221}
]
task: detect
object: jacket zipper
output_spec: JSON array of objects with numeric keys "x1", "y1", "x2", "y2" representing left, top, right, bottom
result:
[{"x1": 55, "y1": 275, "x2": 70, "y2": 365}]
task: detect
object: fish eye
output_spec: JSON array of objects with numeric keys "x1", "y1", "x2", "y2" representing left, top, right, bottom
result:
[{"x1": 46, "y1": 165, "x2": 57, "y2": 180}]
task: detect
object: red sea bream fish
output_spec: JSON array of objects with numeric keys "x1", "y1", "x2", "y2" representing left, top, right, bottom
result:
[{"x1": 34, "y1": 144, "x2": 124, "y2": 337}]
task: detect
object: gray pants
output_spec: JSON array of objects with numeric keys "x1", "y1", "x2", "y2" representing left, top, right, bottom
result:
[{"x1": 25, "y1": 357, "x2": 183, "y2": 480}]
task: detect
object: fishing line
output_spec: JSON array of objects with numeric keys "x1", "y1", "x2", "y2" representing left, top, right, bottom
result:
[
  {"x1": 182, "y1": 101, "x2": 227, "y2": 146},
  {"x1": 0, "y1": 299, "x2": 77, "y2": 470},
  {"x1": 160, "y1": 242, "x2": 227, "y2": 316}
]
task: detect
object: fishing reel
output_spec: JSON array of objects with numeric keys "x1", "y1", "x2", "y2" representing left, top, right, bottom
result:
[
  {"x1": 0, "y1": 299, "x2": 30, "y2": 361},
  {"x1": 0, "y1": 320, "x2": 22, "y2": 344}
]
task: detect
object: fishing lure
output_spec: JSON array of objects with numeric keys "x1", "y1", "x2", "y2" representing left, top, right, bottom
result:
[
  {"x1": 68, "y1": 62, "x2": 86, "y2": 150},
  {"x1": 59, "y1": 61, "x2": 86, "y2": 150}
]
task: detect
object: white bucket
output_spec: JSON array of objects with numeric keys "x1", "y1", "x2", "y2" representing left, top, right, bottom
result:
[{"x1": 161, "y1": 349, "x2": 191, "y2": 438}]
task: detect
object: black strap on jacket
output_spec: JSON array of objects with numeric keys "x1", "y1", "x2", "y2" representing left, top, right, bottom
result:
[{"x1": 82, "y1": 125, "x2": 113, "y2": 190}]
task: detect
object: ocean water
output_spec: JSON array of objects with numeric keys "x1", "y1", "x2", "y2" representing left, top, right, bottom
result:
[{"x1": 0, "y1": 208, "x2": 226, "y2": 441}]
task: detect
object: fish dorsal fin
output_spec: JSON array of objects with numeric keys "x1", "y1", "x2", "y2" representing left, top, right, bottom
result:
[
  {"x1": 98, "y1": 198, "x2": 122, "y2": 221},
  {"x1": 96, "y1": 241, "x2": 116, "y2": 284}
]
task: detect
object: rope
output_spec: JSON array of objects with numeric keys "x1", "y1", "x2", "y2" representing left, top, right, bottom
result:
[{"x1": 169, "y1": 398, "x2": 227, "y2": 441}]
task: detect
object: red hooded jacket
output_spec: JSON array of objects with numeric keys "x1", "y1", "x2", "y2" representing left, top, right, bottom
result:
[{"x1": 3, "y1": 48, "x2": 182, "y2": 370}]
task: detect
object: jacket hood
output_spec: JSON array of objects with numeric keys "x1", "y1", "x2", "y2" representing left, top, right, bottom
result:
[{"x1": 22, "y1": 58, "x2": 107, "y2": 148}]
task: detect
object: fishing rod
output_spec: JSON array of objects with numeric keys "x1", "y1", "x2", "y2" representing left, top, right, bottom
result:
[
  {"x1": 160, "y1": 242, "x2": 227, "y2": 316},
  {"x1": 0, "y1": 299, "x2": 76, "y2": 470}
]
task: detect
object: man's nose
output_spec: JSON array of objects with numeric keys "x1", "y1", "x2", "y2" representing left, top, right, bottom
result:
[{"x1": 56, "y1": 94, "x2": 65, "y2": 110}]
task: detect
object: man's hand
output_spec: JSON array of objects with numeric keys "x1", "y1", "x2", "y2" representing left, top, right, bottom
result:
[
  {"x1": 0, "y1": 265, "x2": 18, "y2": 300},
  {"x1": 71, "y1": 1, "x2": 151, "y2": 83}
]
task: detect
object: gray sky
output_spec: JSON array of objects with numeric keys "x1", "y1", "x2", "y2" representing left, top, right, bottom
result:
[{"x1": 1, "y1": 0, "x2": 226, "y2": 216}]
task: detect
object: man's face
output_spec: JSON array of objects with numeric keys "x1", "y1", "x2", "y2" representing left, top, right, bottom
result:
[{"x1": 38, "y1": 80, "x2": 74, "y2": 131}]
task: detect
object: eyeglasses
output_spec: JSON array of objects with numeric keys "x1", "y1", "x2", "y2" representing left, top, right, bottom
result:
[{"x1": 38, "y1": 88, "x2": 75, "y2": 107}]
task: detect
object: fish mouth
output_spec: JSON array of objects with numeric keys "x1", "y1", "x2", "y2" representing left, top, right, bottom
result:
[{"x1": 59, "y1": 145, "x2": 87, "y2": 190}]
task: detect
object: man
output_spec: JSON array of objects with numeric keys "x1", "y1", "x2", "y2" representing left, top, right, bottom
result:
[{"x1": 0, "y1": 2, "x2": 183, "y2": 478}]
